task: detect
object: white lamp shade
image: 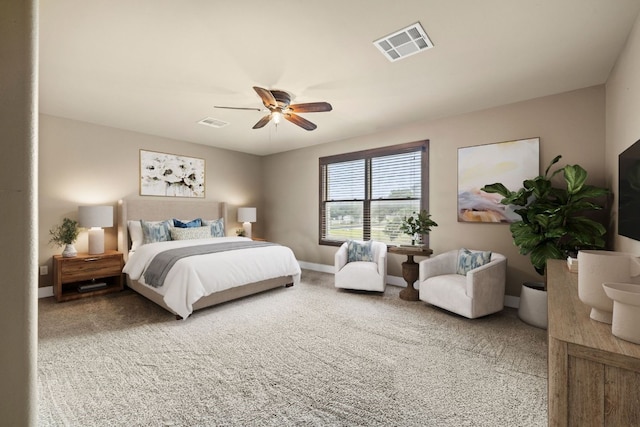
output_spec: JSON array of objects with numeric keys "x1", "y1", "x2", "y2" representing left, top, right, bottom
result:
[
  {"x1": 78, "y1": 205, "x2": 114, "y2": 228},
  {"x1": 237, "y1": 207, "x2": 256, "y2": 223},
  {"x1": 78, "y1": 205, "x2": 113, "y2": 255}
]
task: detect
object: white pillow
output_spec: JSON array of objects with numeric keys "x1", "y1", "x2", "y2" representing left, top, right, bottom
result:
[
  {"x1": 170, "y1": 226, "x2": 212, "y2": 240},
  {"x1": 127, "y1": 220, "x2": 144, "y2": 252}
]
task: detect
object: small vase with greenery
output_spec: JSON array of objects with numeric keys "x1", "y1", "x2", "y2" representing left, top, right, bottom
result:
[
  {"x1": 481, "y1": 155, "x2": 609, "y2": 288},
  {"x1": 400, "y1": 210, "x2": 438, "y2": 245},
  {"x1": 49, "y1": 217, "x2": 80, "y2": 257}
]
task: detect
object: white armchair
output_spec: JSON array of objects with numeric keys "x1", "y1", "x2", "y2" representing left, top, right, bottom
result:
[
  {"x1": 418, "y1": 249, "x2": 507, "y2": 319},
  {"x1": 335, "y1": 240, "x2": 387, "y2": 292}
]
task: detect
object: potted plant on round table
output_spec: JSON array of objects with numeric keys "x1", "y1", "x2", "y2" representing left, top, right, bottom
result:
[
  {"x1": 399, "y1": 209, "x2": 438, "y2": 246},
  {"x1": 482, "y1": 155, "x2": 609, "y2": 329},
  {"x1": 49, "y1": 217, "x2": 80, "y2": 258}
]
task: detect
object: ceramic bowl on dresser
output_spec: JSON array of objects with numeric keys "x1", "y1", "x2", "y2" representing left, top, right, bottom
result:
[
  {"x1": 577, "y1": 250, "x2": 640, "y2": 324},
  {"x1": 602, "y1": 282, "x2": 640, "y2": 344}
]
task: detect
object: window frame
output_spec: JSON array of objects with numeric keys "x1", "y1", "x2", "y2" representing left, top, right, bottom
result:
[{"x1": 318, "y1": 140, "x2": 430, "y2": 247}]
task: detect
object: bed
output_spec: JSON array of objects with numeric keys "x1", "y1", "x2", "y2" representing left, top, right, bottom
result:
[{"x1": 117, "y1": 198, "x2": 300, "y2": 319}]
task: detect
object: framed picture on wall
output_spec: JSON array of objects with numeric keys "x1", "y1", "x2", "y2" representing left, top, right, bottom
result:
[
  {"x1": 139, "y1": 149, "x2": 205, "y2": 198},
  {"x1": 457, "y1": 137, "x2": 539, "y2": 223}
]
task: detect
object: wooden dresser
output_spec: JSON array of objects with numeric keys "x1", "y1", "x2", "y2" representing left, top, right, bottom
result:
[{"x1": 547, "y1": 259, "x2": 640, "y2": 426}]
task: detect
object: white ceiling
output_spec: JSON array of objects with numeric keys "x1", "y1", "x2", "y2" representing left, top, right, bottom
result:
[{"x1": 39, "y1": 1, "x2": 640, "y2": 156}]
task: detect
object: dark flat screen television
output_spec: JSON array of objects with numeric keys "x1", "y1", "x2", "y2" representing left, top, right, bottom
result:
[{"x1": 618, "y1": 138, "x2": 640, "y2": 241}]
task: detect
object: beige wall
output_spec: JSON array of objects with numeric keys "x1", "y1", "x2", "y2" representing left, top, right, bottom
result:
[
  {"x1": 40, "y1": 85, "x2": 610, "y2": 299},
  {"x1": 262, "y1": 86, "x2": 607, "y2": 297},
  {"x1": 0, "y1": 1, "x2": 38, "y2": 424},
  {"x1": 606, "y1": 11, "x2": 640, "y2": 254},
  {"x1": 38, "y1": 114, "x2": 264, "y2": 287}
]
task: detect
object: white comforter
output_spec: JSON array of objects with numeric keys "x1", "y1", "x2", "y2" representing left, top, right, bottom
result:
[{"x1": 123, "y1": 237, "x2": 301, "y2": 319}]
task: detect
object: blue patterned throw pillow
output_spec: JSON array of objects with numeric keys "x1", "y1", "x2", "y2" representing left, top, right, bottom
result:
[
  {"x1": 141, "y1": 219, "x2": 172, "y2": 244},
  {"x1": 347, "y1": 240, "x2": 373, "y2": 263},
  {"x1": 203, "y1": 218, "x2": 225, "y2": 237},
  {"x1": 173, "y1": 218, "x2": 202, "y2": 228},
  {"x1": 456, "y1": 248, "x2": 492, "y2": 275}
]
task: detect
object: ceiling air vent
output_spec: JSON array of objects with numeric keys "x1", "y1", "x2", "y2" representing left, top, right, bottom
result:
[
  {"x1": 374, "y1": 22, "x2": 434, "y2": 62},
  {"x1": 197, "y1": 117, "x2": 229, "y2": 128}
]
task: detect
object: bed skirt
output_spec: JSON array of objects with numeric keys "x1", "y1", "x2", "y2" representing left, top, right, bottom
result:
[{"x1": 125, "y1": 274, "x2": 294, "y2": 318}]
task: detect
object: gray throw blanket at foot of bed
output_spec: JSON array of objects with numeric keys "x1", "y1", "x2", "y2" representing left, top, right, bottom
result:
[{"x1": 144, "y1": 241, "x2": 277, "y2": 288}]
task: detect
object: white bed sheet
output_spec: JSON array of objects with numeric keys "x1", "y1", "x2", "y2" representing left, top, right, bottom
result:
[{"x1": 123, "y1": 236, "x2": 301, "y2": 318}]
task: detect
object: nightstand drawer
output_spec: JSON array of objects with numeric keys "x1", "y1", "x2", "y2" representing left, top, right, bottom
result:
[
  {"x1": 60, "y1": 256, "x2": 122, "y2": 283},
  {"x1": 53, "y1": 251, "x2": 124, "y2": 302}
]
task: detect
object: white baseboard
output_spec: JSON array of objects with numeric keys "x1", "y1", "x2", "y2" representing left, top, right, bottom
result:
[
  {"x1": 39, "y1": 286, "x2": 54, "y2": 299},
  {"x1": 298, "y1": 260, "x2": 334, "y2": 273},
  {"x1": 298, "y1": 261, "x2": 520, "y2": 309},
  {"x1": 298, "y1": 260, "x2": 405, "y2": 286}
]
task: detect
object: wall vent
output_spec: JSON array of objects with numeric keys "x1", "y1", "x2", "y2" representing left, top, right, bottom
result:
[
  {"x1": 197, "y1": 117, "x2": 229, "y2": 128},
  {"x1": 373, "y1": 22, "x2": 434, "y2": 62}
]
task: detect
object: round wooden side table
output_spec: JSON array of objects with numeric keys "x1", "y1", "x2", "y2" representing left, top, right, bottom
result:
[{"x1": 388, "y1": 246, "x2": 433, "y2": 301}]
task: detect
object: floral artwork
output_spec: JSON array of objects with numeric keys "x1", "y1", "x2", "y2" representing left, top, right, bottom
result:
[
  {"x1": 140, "y1": 150, "x2": 205, "y2": 197},
  {"x1": 457, "y1": 137, "x2": 539, "y2": 223}
]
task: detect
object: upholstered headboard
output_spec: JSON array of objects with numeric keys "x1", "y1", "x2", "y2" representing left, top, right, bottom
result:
[{"x1": 117, "y1": 198, "x2": 228, "y2": 261}]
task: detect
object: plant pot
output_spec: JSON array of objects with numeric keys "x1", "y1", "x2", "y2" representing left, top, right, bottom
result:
[
  {"x1": 577, "y1": 250, "x2": 640, "y2": 324},
  {"x1": 602, "y1": 282, "x2": 640, "y2": 344},
  {"x1": 518, "y1": 282, "x2": 547, "y2": 330},
  {"x1": 62, "y1": 244, "x2": 77, "y2": 258}
]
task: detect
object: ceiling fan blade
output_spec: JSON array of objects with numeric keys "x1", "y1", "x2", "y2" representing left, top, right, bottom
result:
[
  {"x1": 253, "y1": 86, "x2": 277, "y2": 109},
  {"x1": 214, "y1": 106, "x2": 262, "y2": 111},
  {"x1": 252, "y1": 114, "x2": 272, "y2": 129},
  {"x1": 288, "y1": 102, "x2": 333, "y2": 113},
  {"x1": 284, "y1": 112, "x2": 317, "y2": 131}
]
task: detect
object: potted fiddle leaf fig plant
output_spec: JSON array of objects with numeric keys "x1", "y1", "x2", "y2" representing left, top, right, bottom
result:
[
  {"x1": 400, "y1": 210, "x2": 438, "y2": 246},
  {"x1": 481, "y1": 155, "x2": 609, "y2": 329},
  {"x1": 49, "y1": 217, "x2": 80, "y2": 258}
]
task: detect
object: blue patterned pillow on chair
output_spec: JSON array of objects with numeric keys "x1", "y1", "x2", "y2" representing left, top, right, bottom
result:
[
  {"x1": 456, "y1": 248, "x2": 492, "y2": 275},
  {"x1": 347, "y1": 240, "x2": 373, "y2": 263}
]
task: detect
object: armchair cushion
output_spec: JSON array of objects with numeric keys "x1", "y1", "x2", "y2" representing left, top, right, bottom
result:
[{"x1": 456, "y1": 248, "x2": 492, "y2": 275}]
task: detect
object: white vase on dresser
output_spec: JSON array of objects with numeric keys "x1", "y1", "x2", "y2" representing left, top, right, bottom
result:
[{"x1": 577, "y1": 250, "x2": 640, "y2": 323}]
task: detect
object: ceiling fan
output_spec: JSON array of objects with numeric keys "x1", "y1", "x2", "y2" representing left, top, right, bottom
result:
[{"x1": 214, "y1": 86, "x2": 332, "y2": 131}]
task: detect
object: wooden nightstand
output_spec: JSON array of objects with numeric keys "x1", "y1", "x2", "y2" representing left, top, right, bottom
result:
[
  {"x1": 53, "y1": 250, "x2": 124, "y2": 302},
  {"x1": 251, "y1": 237, "x2": 266, "y2": 241}
]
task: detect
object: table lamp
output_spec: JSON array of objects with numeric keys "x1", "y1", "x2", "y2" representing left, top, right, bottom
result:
[
  {"x1": 78, "y1": 205, "x2": 114, "y2": 254},
  {"x1": 237, "y1": 207, "x2": 256, "y2": 238}
]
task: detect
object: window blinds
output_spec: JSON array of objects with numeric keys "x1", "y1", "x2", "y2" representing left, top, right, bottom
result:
[{"x1": 319, "y1": 141, "x2": 428, "y2": 245}]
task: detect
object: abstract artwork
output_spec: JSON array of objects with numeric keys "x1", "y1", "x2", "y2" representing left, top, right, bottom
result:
[
  {"x1": 457, "y1": 137, "x2": 539, "y2": 223},
  {"x1": 140, "y1": 150, "x2": 205, "y2": 198}
]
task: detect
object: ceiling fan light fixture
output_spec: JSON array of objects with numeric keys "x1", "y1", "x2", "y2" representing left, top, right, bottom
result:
[
  {"x1": 216, "y1": 86, "x2": 331, "y2": 131},
  {"x1": 374, "y1": 22, "x2": 434, "y2": 62}
]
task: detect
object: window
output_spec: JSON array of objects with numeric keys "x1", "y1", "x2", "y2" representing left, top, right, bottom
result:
[{"x1": 319, "y1": 140, "x2": 429, "y2": 246}]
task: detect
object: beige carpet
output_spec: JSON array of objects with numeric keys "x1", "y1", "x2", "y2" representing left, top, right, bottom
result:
[{"x1": 38, "y1": 270, "x2": 547, "y2": 426}]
